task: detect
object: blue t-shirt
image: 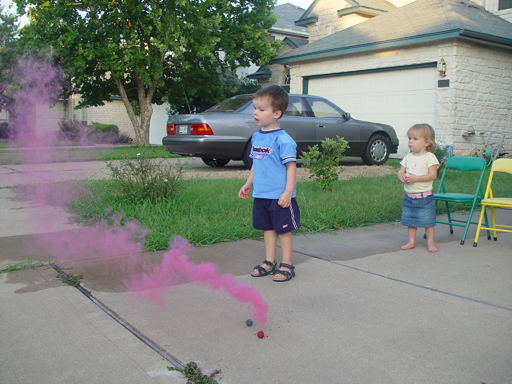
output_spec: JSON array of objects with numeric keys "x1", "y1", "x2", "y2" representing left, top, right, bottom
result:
[{"x1": 250, "y1": 128, "x2": 297, "y2": 199}]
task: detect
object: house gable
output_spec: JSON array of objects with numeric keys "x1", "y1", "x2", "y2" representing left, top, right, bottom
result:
[{"x1": 295, "y1": 0, "x2": 396, "y2": 42}]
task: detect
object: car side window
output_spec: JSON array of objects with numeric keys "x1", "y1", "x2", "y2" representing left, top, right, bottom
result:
[
  {"x1": 309, "y1": 100, "x2": 343, "y2": 118},
  {"x1": 284, "y1": 96, "x2": 307, "y2": 117}
]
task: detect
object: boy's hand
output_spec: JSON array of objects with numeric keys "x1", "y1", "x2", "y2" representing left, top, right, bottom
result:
[
  {"x1": 238, "y1": 184, "x2": 251, "y2": 200},
  {"x1": 278, "y1": 191, "x2": 292, "y2": 208}
]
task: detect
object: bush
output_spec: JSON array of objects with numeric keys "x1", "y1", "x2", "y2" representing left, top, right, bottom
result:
[
  {"x1": 0, "y1": 123, "x2": 15, "y2": 139},
  {"x1": 58, "y1": 120, "x2": 133, "y2": 144},
  {"x1": 300, "y1": 136, "x2": 350, "y2": 191},
  {"x1": 87, "y1": 122, "x2": 120, "y2": 144},
  {"x1": 106, "y1": 150, "x2": 183, "y2": 204},
  {"x1": 435, "y1": 142, "x2": 451, "y2": 172},
  {"x1": 58, "y1": 120, "x2": 88, "y2": 141}
]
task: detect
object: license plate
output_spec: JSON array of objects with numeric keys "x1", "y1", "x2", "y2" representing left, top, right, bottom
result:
[{"x1": 178, "y1": 125, "x2": 188, "y2": 134}]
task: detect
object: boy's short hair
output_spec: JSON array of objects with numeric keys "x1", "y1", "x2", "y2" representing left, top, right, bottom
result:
[
  {"x1": 407, "y1": 123, "x2": 437, "y2": 153},
  {"x1": 253, "y1": 85, "x2": 289, "y2": 119}
]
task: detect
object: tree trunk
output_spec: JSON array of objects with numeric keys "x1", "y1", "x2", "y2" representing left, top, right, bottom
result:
[{"x1": 111, "y1": 72, "x2": 153, "y2": 146}]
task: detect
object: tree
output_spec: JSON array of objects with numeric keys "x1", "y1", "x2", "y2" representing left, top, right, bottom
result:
[
  {"x1": 14, "y1": 0, "x2": 279, "y2": 145},
  {"x1": 168, "y1": 75, "x2": 261, "y2": 115},
  {"x1": 0, "y1": 5, "x2": 19, "y2": 112}
]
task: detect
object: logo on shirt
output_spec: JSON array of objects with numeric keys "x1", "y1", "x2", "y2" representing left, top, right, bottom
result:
[
  {"x1": 252, "y1": 146, "x2": 271, "y2": 161},
  {"x1": 253, "y1": 146, "x2": 271, "y2": 154}
]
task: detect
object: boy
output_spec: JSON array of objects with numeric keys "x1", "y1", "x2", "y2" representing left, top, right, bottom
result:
[{"x1": 238, "y1": 85, "x2": 300, "y2": 282}]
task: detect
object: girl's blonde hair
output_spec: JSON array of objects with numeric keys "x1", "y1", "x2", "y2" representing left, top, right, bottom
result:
[{"x1": 407, "y1": 123, "x2": 437, "y2": 153}]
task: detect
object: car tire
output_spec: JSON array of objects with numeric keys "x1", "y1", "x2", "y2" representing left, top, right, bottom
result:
[
  {"x1": 201, "y1": 157, "x2": 230, "y2": 167},
  {"x1": 242, "y1": 142, "x2": 253, "y2": 170},
  {"x1": 362, "y1": 134, "x2": 390, "y2": 165}
]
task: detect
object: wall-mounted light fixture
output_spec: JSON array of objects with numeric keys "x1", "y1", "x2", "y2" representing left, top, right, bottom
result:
[{"x1": 437, "y1": 58, "x2": 447, "y2": 77}]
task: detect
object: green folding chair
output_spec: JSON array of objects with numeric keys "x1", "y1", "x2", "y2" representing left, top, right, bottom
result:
[{"x1": 434, "y1": 156, "x2": 491, "y2": 245}]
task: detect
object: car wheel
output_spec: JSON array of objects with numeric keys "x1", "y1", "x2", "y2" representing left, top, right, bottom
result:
[
  {"x1": 201, "y1": 157, "x2": 230, "y2": 167},
  {"x1": 362, "y1": 134, "x2": 390, "y2": 165},
  {"x1": 242, "y1": 142, "x2": 253, "y2": 170}
]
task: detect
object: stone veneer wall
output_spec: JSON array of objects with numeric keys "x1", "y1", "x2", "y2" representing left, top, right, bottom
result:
[
  {"x1": 288, "y1": 40, "x2": 512, "y2": 157},
  {"x1": 438, "y1": 41, "x2": 512, "y2": 156}
]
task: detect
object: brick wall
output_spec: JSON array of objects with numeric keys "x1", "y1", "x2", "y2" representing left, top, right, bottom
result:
[{"x1": 85, "y1": 100, "x2": 136, "y2": 140}]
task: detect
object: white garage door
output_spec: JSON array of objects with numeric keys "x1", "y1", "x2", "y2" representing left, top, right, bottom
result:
[{"x1": 307, "y1": 67, "x2": 437, "y2": 158}]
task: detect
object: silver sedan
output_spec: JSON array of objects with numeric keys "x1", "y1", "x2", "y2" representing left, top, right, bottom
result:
[{"x1": 163, "y1": 93, "x2": 399, "y2": 168}]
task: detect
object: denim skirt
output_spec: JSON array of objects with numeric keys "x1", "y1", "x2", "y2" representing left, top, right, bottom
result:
[{"x1": 401, "y1": 194, "x2": 436, "y2": 228}]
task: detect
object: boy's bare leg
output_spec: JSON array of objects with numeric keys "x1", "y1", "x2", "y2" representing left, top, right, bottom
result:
[
  {"x1": 253, "y1": 230, "x2": 277, "y2": 276},
  {"x1": 425, "y1": 227, "x2": 438, "y2": 252},
  {"x1": 274, "y1": 232, "x2": 293, "y2": 281},
  {"x1": 401, "y1": 227, "x2": 417, "y2": 250}
]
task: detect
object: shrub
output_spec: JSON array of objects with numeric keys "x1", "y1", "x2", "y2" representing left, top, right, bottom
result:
[
  {"x1": 0, "y1": 122, "x2": 15, "y2": 139},
  {"x1": 106, "y1": 150, "x2": 183, "y2": 203},
  {"x1": 87, "y1": 122, "x2": 120, "y2": 144},
  {"x1": 435, "y1": 141, "x2": 451, "y2": 173},
  {"x1": 58, "y1": 120, "x2": 88, "y2": 142},
  {"x1": 300, "y1": 136, "x2": 350, "y2": 191}
]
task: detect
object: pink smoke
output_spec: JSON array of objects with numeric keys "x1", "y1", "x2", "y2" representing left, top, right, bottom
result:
[
  {"x1": 6, "y1": 57, "x2": 269, "y2": 329},
  {"x1": 127, "y1": 236, "x2": 269, "y2": 328},
  {"x1": 38, "y1": 225, "x2": 269, "y2": 328}
]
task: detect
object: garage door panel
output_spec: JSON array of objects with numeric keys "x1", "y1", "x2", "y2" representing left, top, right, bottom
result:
[{"x1": 308, "y1": 67, "x2": 437, "y2": 158}]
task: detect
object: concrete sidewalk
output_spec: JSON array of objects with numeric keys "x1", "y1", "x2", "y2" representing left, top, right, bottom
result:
[{"x1": 1, "y1": 160, "x2": 511, "y2": 383}]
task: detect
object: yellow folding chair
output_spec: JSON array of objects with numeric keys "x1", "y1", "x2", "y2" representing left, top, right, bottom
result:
[
  {"x1": 434, "y1": 156, "x2": 490, "y2": 245},
  {"x1": 473, "y1": 158, "x2": 512, "y2": 246}
]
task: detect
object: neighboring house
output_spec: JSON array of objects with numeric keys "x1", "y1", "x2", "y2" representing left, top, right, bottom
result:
[
  {"x1": 248, "y1": 3, "x2": 309, "y2": 91},
  {"x1": 270, "y1": 0, "x2": 512, "y2": 158},
  {"x1": 0, "y1": 108, "x2": 8, "y2": 123}
]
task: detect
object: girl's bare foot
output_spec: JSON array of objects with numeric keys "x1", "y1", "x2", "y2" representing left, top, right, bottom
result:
[
  {"x1": 401, "y1": 242, "x2": 415, "y2": 250},
  {"x1": 427, "y1": 243, "x2": 438, "y2": 252}
]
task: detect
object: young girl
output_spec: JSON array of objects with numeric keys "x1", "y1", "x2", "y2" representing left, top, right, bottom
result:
[{"x1": 397, "y1": 124, "x2": 440, "y2": 252}]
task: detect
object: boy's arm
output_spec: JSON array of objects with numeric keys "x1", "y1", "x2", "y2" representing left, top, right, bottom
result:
[
  {"x1": 238, "y1": 166, "x2": 254, "y2": 200},
  {"x1": 278, "y1": 161, "x2": 296, "y2": 208}
]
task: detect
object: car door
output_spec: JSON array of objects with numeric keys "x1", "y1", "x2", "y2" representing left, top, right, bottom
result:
[
  {"x1": 305, "y1": 97, "x2": 360, "y2": 156},
  {"x1": 278, "y1": 96, "x2": 317, "y2": 155}
]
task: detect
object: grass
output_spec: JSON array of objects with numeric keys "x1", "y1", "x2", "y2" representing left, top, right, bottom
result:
[
  {"x1": 0, "y1": 143, "x2": 180, "y2": 165},
  {"x1": 0, "y1": 258, "x2": 50, "y2": 273},
  {"x1": 65, "y1": 165, "x2": 511, "y2": 252},
  {"x1": 168, "y1": 362, "x2": 221, "y2": 384}
]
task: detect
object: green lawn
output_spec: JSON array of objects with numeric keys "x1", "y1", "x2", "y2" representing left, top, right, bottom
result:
[
  {"x1": 63, "y1": 165, "x2": 511, "y2": 252},
  {"x1": 0, "y1": 143, "x2": 179, "y2": 165}
]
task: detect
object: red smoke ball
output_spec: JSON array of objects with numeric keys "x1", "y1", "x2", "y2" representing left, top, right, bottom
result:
[{"x1": 257, "y1": 331, "x2": 264, "y2": 338}]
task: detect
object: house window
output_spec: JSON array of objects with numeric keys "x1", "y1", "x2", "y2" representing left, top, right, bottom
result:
[
  {"x1": 282, "y1": 67, "x2": 291, "y2": 93},
  {"x1": 498, "y1": 0, "x2": 512, "y2": 10}
]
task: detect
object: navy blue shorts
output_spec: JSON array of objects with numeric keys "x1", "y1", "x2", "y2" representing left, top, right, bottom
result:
[
  {"x1": 253, "y1": 198, "x2": 301, "y2": 234},
  {"x1": 401, "y1": 194, "x2": 436, "y2": 228}
]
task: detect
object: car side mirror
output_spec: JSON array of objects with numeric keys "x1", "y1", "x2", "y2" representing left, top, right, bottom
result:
[{"x1": 343, "y1": 112, "x2": 350, "y2": 120}]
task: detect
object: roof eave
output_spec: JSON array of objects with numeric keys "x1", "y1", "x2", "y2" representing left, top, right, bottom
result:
[
  {"x1": 338, "y1": 6, "x2": 387, "y2": 18},
  {"x1": 295, "y1": 14, "x2": 319, "y2": 26},
  {"x1": 459, "y1": 29, "x2": 512, "y2": 47},
  {"x1": 273, "y1": 29, "x2": 512, "y2": 64},
  {"x1": 269, "y1": 26, "x2": 309, "y2": 38}
]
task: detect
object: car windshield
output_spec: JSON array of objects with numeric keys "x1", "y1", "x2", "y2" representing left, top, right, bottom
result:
[{"x1": 203, "y1": 94, "x2": 253, "y2": 113}]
